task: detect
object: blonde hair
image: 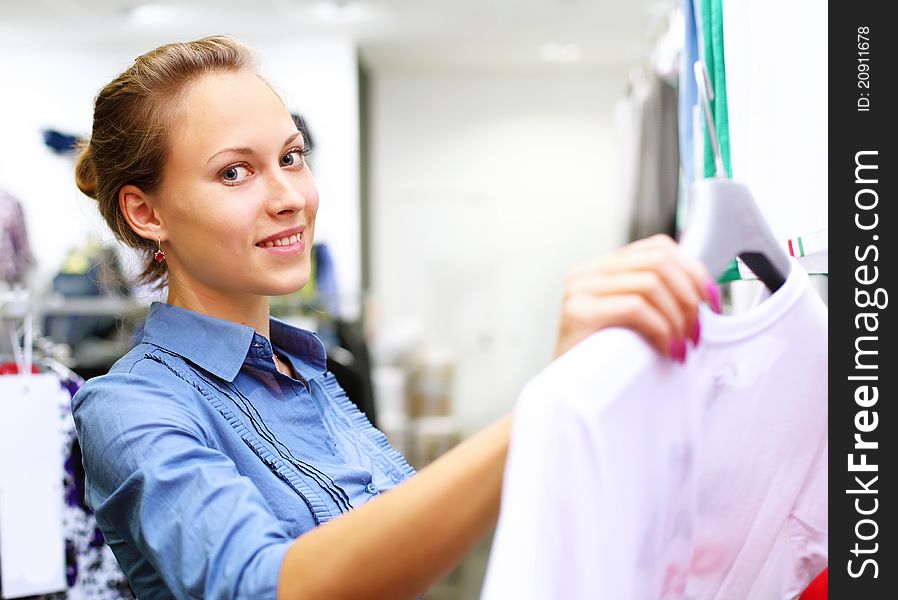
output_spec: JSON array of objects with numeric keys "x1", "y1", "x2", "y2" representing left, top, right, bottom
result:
[{"x1": 74, "y1": 35, "x2": 256, "y2": 288}]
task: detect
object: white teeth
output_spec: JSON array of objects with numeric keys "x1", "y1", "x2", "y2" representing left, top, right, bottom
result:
[{"x1": 258, "y1": 232, "x2": 302, "y2": 248}]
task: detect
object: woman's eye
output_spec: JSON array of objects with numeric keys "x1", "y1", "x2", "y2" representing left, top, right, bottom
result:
[
  {"x1": 281, "y1": 149, "x2": 305, "y2": 167},
  {"x1": 221, "y1": 165, "x2": 249, "y2": 184}
]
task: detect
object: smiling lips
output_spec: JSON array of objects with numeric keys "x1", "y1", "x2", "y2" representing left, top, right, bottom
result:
[
  {"x1": 257, "y1": 231, "x2": 302, "y2": 248},
  {"x1": 255, "y1": 227, "x2": 305, "y2": 255}
]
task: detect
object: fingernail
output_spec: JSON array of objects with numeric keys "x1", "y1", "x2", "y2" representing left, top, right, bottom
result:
[
  {"x1": 689, "y1": 320, "x2": 701, "y2": 346},
  {"x1": 669, "y1": 338, "x2": 681, "y2": 361},
  {"x1": 679, "y1": 343, "x2": 688, "y2": 364},
  {"x1": 706, "y1": 281, "x2": 722, "y2": 314}
]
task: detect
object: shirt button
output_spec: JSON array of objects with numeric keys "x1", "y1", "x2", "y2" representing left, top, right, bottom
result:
[{"x1": 366, "y1": 482, "x2": 379, "y2": 495}]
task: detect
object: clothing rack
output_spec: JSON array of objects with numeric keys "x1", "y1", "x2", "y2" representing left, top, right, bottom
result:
[
  {"x1": 0, "y1": 287, "x2": 33, "y2": 375},
  {"x1": 1, "y1": 288, "x2": 82, "y2": 379},
  {"x1": 1, "y1": 289, "x2": 128, "y2": 598}
]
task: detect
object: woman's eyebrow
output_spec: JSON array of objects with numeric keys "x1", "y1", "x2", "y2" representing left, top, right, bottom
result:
[
  {"x1": 206, "y1": 131, "x2": 304, "y2": 165},
  {"x1": 284, "y1": 131, "x2": 303, "y2": 147}
]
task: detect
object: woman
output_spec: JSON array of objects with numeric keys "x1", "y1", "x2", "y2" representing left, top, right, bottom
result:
[{"x1": 72, "y1": 35, "x2": 716, "y2": 599}]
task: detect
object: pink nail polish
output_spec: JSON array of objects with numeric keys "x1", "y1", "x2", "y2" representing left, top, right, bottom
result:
[
  {"x1": 669, "y1": 339, "x2": 679, "y2": 360},
  {"x1": 706, "y1": 281, "x2": 722, "y2": 314},
  {"x1": 672, "y1": 338, "x2": 686, "y2": 363},
  {"x1": 689, "y1": 321, "x2": 701, "y2": 346}
]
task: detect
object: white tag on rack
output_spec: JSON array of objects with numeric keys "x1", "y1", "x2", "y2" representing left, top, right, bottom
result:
[{"x1": 0, "y1": 373, "x2": 67, "y2": 598}]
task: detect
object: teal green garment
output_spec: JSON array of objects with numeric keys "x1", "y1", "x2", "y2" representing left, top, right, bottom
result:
[
  {"x1": 701, "y1": 0, "x2": 733, "y2": 179},
  {"x1": 719, "y1": 260, "x2": 742, "y2": 284},
  {"x1": 698, "y1": 0, "x2": 740, "y2": 282}
]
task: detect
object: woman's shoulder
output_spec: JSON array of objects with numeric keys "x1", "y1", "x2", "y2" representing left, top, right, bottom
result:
[{"x1": 72, "y1": 341, "x2": 204, "y2": 419}]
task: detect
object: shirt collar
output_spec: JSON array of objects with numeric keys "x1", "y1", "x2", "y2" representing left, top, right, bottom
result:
[
  {"x1": 139, "y1": 302, "x2": 327, "y2": 383},
  {"x1": 269, "y1": 315, "x2": 329, "y2": 382}
]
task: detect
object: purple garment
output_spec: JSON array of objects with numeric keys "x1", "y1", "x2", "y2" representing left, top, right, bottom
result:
[
  {"x1": 59, "y1": 377, "x2": 134, "y2": 598},
  {"x1": 0, "y1": 190, "x2": 35, "y2": 284}
]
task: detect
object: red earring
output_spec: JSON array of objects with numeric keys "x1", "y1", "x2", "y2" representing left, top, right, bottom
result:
[{"x1": 154, "y1": 238, "x2": 166, "y2": 263}]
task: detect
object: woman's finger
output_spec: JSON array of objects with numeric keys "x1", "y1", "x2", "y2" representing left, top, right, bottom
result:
[
  {"x1": 668, "y1": 241, "x2": 716, "y2": 302},
  {"x1": 555, "y1": 234, "x2": 722, "y2": 360},
  {"x1": 556, "y1": 293, "x2": 674, "y2": 359},
  {"x1": 575, "y1": 237, "x2": 717, "y2": 318},
  {"x1": 564, "y1": 271, "x2": 688, "y2": 343}
]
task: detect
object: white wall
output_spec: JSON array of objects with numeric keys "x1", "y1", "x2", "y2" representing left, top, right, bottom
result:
[
  {"x1": 0, "y1": 48, "x2": 126, "y2": 293},
  {"x1": 368, "y1": 68, "x2": 628, "y2": 431},
  {"x1": 0, "y1": 36, "x2": 361, "y2": 318}
]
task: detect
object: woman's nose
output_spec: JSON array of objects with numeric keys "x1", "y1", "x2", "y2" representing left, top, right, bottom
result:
[{"x1": 266, "y1": 170, "x2": 306, "y2": 215}]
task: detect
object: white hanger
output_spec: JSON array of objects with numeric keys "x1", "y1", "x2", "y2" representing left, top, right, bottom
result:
[{"x1": 678, "y1": 61, "x2": 791, "y2": 292}]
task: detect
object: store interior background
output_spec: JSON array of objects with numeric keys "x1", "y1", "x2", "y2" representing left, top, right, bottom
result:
[{"x1": 2, "y1": 0, "x2": 677, "y2": 597}]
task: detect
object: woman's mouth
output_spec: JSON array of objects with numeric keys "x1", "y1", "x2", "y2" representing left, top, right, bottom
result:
[{"x1": 255, "y1": 229, "x2": 305, "y2": 256}]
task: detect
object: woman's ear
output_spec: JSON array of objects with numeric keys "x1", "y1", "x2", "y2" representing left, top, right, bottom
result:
[{"x1": 120, "y1": 184, "x2": 166, "y2": 242}]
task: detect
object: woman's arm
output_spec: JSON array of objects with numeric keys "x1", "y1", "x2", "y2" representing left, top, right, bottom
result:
[
  {"x1": 279, "y1": 234, "x2": 713, "y2": 599},
  {"x1": 279, "y1": 415, "x2": 511, "y2": 599}
]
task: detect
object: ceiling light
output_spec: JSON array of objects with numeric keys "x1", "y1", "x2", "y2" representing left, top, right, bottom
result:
[
  {"x1": 129, "y1": 3, "x2": 178, "y2": 27},
  {"x1": 311, "y1": 1, "x2": 372, "y2": 22}
]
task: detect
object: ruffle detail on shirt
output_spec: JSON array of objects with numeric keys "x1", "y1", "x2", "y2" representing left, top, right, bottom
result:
[
  {"x1": 210, "y1": 397, "x2": 336, "y2": 525},
  {"x1": 141, "y1": 350, "x2": 336, "y2": 525},
  {"x1": 316, "y1": 373, "x2": 416, "y2": 485}
]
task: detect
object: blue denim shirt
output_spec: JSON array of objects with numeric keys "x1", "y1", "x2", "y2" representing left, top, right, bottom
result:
[{"x1": 72, "y1": 302, "x2": 415, "y2": 599}]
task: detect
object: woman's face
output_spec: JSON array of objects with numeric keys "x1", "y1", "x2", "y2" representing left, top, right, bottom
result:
[{"x1": 155, "y1": 69, "x2": 318, "y2": 300}]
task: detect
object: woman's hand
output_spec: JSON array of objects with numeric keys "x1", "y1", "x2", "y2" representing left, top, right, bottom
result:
[{"x1": 555, "y1": 234, "x2": 720, "y2": 361}]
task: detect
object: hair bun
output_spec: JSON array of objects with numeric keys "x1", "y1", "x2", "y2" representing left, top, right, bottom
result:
[{"x1": 74, "y1": 142, "x2": 99, "y2": 199}]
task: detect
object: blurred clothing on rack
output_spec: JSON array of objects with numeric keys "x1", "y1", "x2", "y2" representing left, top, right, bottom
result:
[
  {"x1": 615, "y1": 70, "x2": 680, "y2": 242},
  {"x1": 0, "y1": 189, "x2": 35, "y2": 284},
  {"x1": 42, "y1": 239, "x2": 139, "y2": 376},
  {"x1": 326, "y1": 319, "x2": 377, "y2": 427},
  {"x1": 0, "y1": 360, "x2": 133, "y2": 598}
]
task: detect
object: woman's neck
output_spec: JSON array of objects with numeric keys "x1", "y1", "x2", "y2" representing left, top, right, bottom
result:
[{"x1": 166, "y1": 283, "x2": 272, "y2": 339}]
